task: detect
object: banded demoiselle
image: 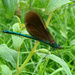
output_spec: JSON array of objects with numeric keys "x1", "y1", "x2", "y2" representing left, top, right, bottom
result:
[{"x1": 3, "y1": 11, "x2": 61, "y2": 49}]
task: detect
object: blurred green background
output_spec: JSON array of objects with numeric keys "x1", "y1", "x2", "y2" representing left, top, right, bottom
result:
[{"x1": 0, "y1": 0, "x2": 75, "y2": 75}]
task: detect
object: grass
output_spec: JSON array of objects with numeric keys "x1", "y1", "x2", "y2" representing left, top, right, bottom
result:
[{"x1": 0, "y1": 0, "x2": 75, "y2": 75}]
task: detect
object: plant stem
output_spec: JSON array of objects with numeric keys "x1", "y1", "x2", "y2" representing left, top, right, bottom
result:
[
  {"x1": 16, "y1": 41, "x2": 39, "y2": 74},
  {"x1": 15, "y1": 51, "x2": 20, "y2": 75},
  {"x1": 45, "y1": 12, "x2": 53, "y2": 27},
  {"x1": 15, "y1": 16, "x2": 21, "y2": 28},
  {"x1": 17, "y1": 51, "x2": 20, "y2": 70}
]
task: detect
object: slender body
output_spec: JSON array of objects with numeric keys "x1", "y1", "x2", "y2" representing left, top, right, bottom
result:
[
  {"x1": 3, "y1": 30, "x2": 50, "y2": 44},
  {"x1": 3, "y1": 30, "x2": 61, "y2": 49}
]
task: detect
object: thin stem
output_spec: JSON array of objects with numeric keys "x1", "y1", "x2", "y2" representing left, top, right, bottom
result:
[
  {"x1": 17, "y1": 41, "x2": 39, "y2": 74},
  {"x1": 15, "y1": 51, "x2": 20, "y2": 75},
  {"x1": 45, "y1": 12, "x2": 53, "y2": 27},
  {"x1": 15, "y1": 16, "x2": 21, "y2": 28},
  {"x1": 17, "y1": 51, "x2": 20, "y2": 70}
]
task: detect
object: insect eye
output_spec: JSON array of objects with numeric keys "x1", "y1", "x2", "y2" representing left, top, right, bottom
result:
[
  {"x1": 58, "y1": 44, "x2": 60, "y2": 46},
  {"x1": 58, "y1": 44, "x2": 61, "y2": 49}
]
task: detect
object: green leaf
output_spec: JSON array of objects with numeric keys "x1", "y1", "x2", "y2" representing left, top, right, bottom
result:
[
  {"x1": 0, "y1": 65, "x2": 12, "y2": 75},
  {"x1": 0, "y1": 44, "x2": 22, "y2": 68},
  {"x1": 12, "y1": 23, "x2": 25, "y2": 50},
  {"x1": 11, "y1": 35, "x2": 25, "y2": 50},
  {"x1": 2, "y1": 0, "x2": 18, "y2": 17},
  {"x1": 50, "y1": 68, "x2": 63, "y2": 75},
  {"x1": 19, "y1": 1, "x2": 27, "y2": 9},
  {"x1": 21, "y1": 30, "x2": 29, "y2": 35},
  {"x1": 60, "y1": 30, "x2": 67, "y2": 38},
  {"x1": 70, "y1": 39, "x2": 75, "y2": 45},
  {"x1": 46, "y1": 0, "x2": 71, "y2": 13},
  {"x1": 13, "y1": 23, "x2": 20, "y2": 32},
  {"x1": 37, "y1": 53, "x2": 72, "y2": 75}
]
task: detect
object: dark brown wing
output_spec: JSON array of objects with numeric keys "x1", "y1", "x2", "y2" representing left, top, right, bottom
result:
[{"x1": 25, "y1": 11, "x2": 54, "y2": 42}]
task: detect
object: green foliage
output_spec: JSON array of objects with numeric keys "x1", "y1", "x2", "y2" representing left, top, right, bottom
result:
[
  {"x1": 70, "y1": 39, "x2": 75, "y2": 45},
  {"x1": 13, "y1": 23, "x2": 20, "y2": 32},
  {"x1": 0, "y1": 65, "x2": 12, "y2": 75},
  {"x1": 12, "y1": 23, "x2": 25, "y2": 50},
  {"x1": 46, "y1": 0, "x2": 72, "y2": 13},
  {"x1": 0, "y1": 44, "x2": 22, "y2": 68},
  {"x1": 37, "y1": 53, "x2": 72, "y2": 75},
  {"x1": 2, "y1": 0, "x2": 18, "y2": 17},
  {"x1": 0, "y1": 0, "x2": 74, "y2": 75}
]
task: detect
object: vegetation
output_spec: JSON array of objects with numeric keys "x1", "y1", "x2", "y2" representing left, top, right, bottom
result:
[{"x1": 0, "y1": 0, "x2": 75, "y2": 75}]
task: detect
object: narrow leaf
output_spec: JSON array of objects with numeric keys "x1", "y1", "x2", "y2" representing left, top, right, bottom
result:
[{"x1": 37, "y1": 53, "x2": 72, "y2": 75}]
